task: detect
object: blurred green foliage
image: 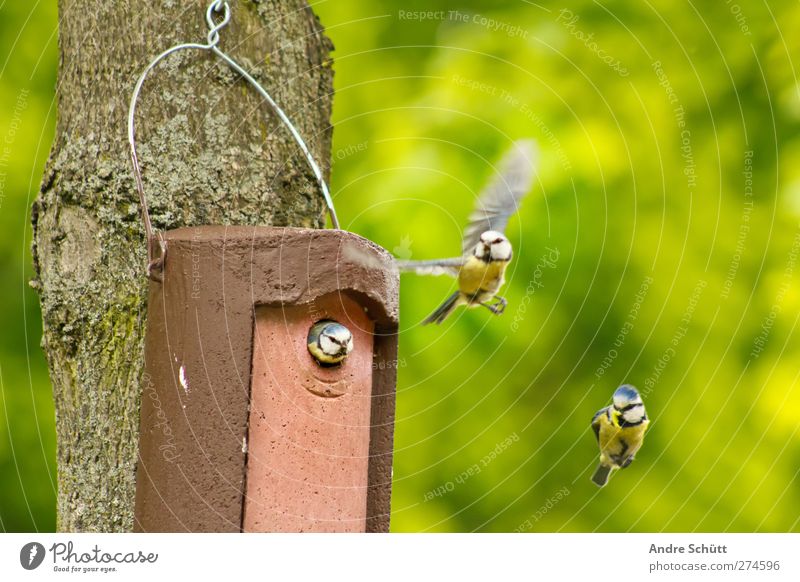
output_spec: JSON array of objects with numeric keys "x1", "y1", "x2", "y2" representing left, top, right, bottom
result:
[
  {"x1": 1, "y1": 0, "x2": 799, "y2": 532},
  {"x1": 0, "y1": 0, "x2": 58, "y2": 531}
]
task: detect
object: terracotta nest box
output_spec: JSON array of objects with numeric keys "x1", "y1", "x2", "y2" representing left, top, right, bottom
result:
[{"x1": 134, "y1": 227, "x2": 399, "y2": 532}]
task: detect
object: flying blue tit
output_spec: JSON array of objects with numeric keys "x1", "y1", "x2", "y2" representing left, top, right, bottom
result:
[
  {"x1": 397, "y1": 140, "x2": 538, "y2": 325},
  {"x1": 591, "y1": 384, "x2": 649, "y2": 487},
  {"x1": 307, "y1": 320, "x2": 353, "y2": 366}
]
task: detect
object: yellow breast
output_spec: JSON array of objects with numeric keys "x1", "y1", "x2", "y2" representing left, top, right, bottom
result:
[
  {"x1": 458, "y1": 257, "x2": 508, "y2": 297},
  {"x1": 597, "y1": 410, "x2": 648, "y2": 466}
]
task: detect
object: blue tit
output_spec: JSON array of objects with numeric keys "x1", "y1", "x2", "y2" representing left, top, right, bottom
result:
[
  {"x1": 397, "y1": 140, "x2": 538, "y2": 325},
  {"x1": 307, "y1": 320, "x2": 353, "y2": 366},
  {"x1": 591, "y1": 384, "x2": 649, "y2": 487}
]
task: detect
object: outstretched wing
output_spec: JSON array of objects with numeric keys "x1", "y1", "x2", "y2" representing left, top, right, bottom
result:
[
  {"x1": 395, "y1": 257, "x2": 465, "y2": 278},
  {"x1": 462, "y1": 139, "x2": 538, "y2": 255},
  {"x1": 591, "y1": 408, "x2": 606, "y2": 444},
  {"x1": 343, "y1": 232, "x2": 464, "y2": 278}
]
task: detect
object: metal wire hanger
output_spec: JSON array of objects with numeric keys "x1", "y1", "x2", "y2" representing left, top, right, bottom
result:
[{"x1": 127, "y1": 0, "x2": 340, "y2": 279}]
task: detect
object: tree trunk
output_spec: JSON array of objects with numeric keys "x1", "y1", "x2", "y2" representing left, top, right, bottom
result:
[{"x1": 31, "y1": 0, "x2": 334, "y2": 532}]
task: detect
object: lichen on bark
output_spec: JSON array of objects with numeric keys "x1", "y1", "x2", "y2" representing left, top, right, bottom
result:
[{"x1": 32, "y1": 0, "x2": 334, "y2": 531}]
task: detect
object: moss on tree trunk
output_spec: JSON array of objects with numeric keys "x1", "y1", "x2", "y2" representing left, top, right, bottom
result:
[{"x1": 31, "y1": 0, "x2": 334, "y2": 532}]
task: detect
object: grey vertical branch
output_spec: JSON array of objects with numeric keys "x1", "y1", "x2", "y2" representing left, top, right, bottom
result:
[{"x1": 31, "y1": 0, "x2": 334, "y2": 531}]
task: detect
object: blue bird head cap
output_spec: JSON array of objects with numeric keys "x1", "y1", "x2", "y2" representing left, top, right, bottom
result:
[{"x1": 613, "y1": 384, "x2": 642, "y2": 409}]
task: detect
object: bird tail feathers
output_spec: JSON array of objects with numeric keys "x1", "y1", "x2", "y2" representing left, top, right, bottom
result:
[
  {"x1": 422, "y1": 291, "x2": 461, "y2": 325},
  {"x1": 591, "y1": 463, "x2": 613, "y2": 487}
]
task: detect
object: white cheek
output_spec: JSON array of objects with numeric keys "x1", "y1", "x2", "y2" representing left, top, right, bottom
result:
[
  {"x1": 623, "y1": 409, "x2": 645, "y2": 423},
  {"x1": 491, "y1": 240, "x2": 512, "y2": 260},
  {"x1": 319, "y1": 334, "x2": 338, "y2": 355}
]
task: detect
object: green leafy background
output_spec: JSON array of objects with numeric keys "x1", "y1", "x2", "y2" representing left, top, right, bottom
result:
[{"x1": 1, "y1": 0, "x2": 798, "y2": 532}]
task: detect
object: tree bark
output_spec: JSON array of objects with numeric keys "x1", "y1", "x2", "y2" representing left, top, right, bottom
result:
[{"x1": 31, "y1": 0, "x2": 334, "y2": 532}]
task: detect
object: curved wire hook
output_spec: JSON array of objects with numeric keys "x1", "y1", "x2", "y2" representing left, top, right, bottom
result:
[
  {"x1": 206, "y1": 0, "x2": 231, "y2": 46},
  {"x1": 128, "y1": 0, "x2": 340, "y2": 279}
]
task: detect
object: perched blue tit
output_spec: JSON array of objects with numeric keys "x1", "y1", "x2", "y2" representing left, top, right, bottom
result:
[
  {"x1": 307, "y1": 320, "x2": 353, "y2": 366},
  {"x1": 397, "y1": 140, "x2": 538, "y2": 325},
  {"x1": 591, "y1": 384, "x2": 649, "y2": 487}
]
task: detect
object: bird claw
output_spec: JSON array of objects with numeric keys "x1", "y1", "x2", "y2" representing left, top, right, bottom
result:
[
  {"x1": 495, "y1": 296, "x2": 507, "y2": 314},
  {"x1": 482, "y1": 296, "x2": 507, "y2": 315}
]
